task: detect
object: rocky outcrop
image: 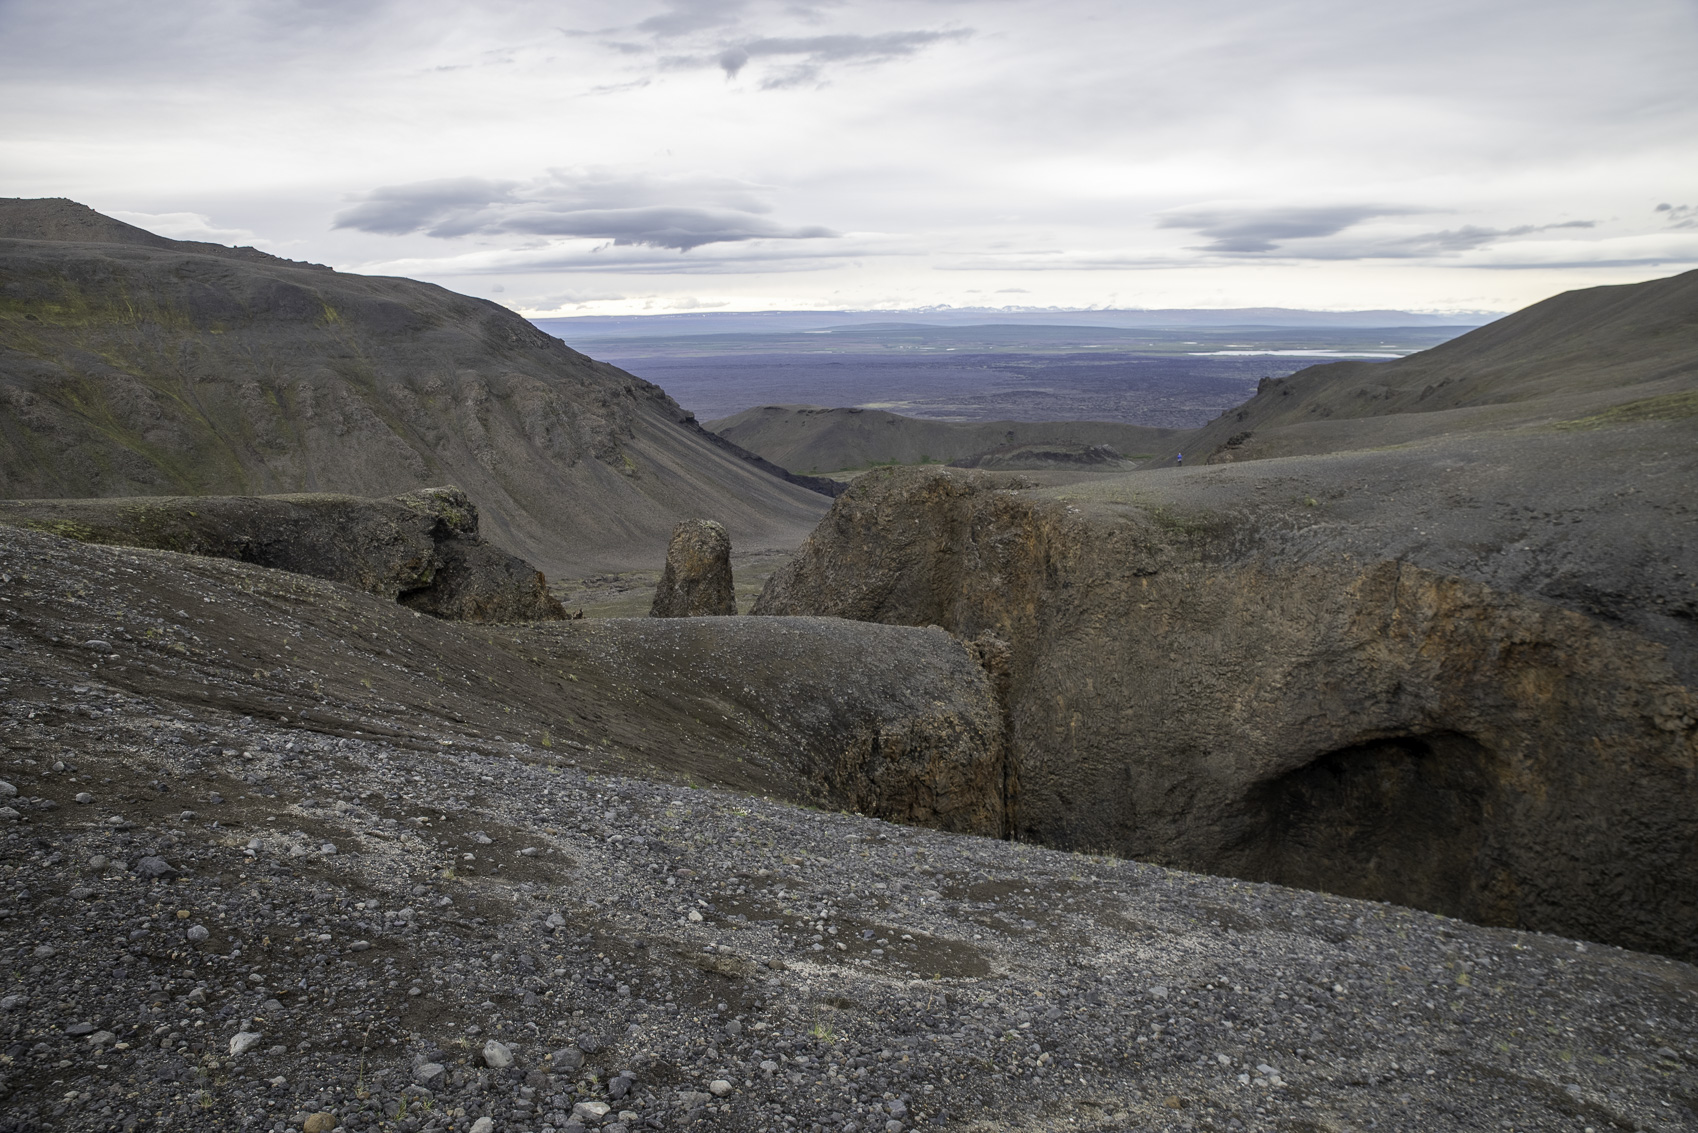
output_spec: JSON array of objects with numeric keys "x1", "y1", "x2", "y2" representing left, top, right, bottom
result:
[
  {"x1": 0, "y1": 486, "x2": 566, "y2": 622},
  {"x1": 649, "y1": 519, "x2": 736, "y2": 617},
  {"x1": 754, "y1": 461, "x2": 1698, "y2": 960}
]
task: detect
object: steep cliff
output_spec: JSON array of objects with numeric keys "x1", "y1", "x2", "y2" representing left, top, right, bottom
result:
[
  {"x1": 754, "y1": 418, "x2": 1698, "y2": 958},
  {"x1": 0, "y1": 198, "x2": 829, "y2": 574}
]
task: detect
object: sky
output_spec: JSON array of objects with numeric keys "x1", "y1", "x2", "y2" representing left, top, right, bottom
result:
[{"x1": 3, "y1": 0, "x2": 1696, "y2": 318}]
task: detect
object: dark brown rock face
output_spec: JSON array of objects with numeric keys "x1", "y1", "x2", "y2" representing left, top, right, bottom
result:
[
  {"x1": 650, "y1": 519, "x2": 736, "y2": 617},
  {"x1": 0, "y1": 485, "x2": 565, "y2": 622},
  {"x1": 754, "y1": 461, "x2": 1698, "y2": 960}
]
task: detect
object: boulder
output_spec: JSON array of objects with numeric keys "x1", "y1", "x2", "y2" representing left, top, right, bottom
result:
[{"x1": 650, "y1": 519, "x2": 736, "y2": 617}]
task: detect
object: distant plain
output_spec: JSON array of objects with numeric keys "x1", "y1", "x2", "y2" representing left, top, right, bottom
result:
[{"x1": 538, "y1": 321, "x2": 1476, "y2": 428}]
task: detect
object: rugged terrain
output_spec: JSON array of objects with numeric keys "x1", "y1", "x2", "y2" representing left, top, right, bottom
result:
[
  {"x1": 754, "y1": 269, "x2": 1698, "y2": 964},
  {"x1": 705, "y1": 408, "x2": 1183, "y2": 477},
  {"x1": 0, "y1": 199, "x2": 830, "y2": 576},
  {"x1": 4, "y1": 521, "x2": 1698, "y2": 1133}
]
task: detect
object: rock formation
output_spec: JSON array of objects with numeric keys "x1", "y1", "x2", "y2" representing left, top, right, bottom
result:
[
  {"x1": 754, "y1": 426, "x2": 1698, "y2": 960},
  {"x1": 650, "y1": 519, "x2": 737, "y2": 618},
  {"x1": 0, "y1": 485, "x2": 565, "y2": 622},
  {"x1": 0, "y1": 197, "x2": 831, "y2": 576}
]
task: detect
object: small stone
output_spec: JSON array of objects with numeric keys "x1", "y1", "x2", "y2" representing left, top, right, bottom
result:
[
  {"x1": 723, "y1": 1019, "x2": 741, "y2": 1036},
  {"x1": 208, "y1": 793, "x2": 225, "y2": 805},
  {"x1": 885, "y1": 1123, "x2": 903, "y2": 1133},
  {"x1": 348, "y1": 940, "x2": 371, "y2": 952},
  {"x1": 0, "y1": 995, "x2": 25, "y2": 1011},
  {"x1": 414, "y1": 1061, "x2": 446, "y2": 1086},
  {"x1": 469, "y1": 1118, "x2": 495, "y2": 1133},
  {"x1": 303, "y1": 1114, "x2": 337, "y2": 1133},
  {"x1": 89, "y1": 1029, "x2": 116, "y2": 1045},
  {"x1": 708, "y1": 1080, "x2": 733, "y2": 1097},
  {"x1": 519, "y1": 846, "x2": 538, "y2": 856},
  {"x1": 0, "y1": 807, "x2": 21, "y2": 822},
  {"x1": 551, "y1": 1046, "x2": 584, "y2": 1071},
  {"x1": 187, "y1": 925, "x2": 211, "y2": 943},
  {"x1": 74, "y1": 792, "x2": 93, "y2": 805},
  {"x1": 87, "y1": 855, "x2": 107, "y2": 869},
  {"x1": 610, "y1": 1073, "x2": 634, "y2": 1100},
  {"x1": 229, "y1": 1031, "x2": 263, "y2": 1056},
  {"x1": 133, "y1": 856, "x2": 176, "y2": 879},
  {"x1": 319, "y1": 843, "x2": 337, "y2": 855},
  {"x1": 687, "y1": 910, "x2": 703, "y2": 923},
  {"x1": 33, "y1": 945, "x2": 55, "y2": 958},
  {"x1": 577, "y1": 1033, "x2": 603, "y2": 1053},
  {"x1": 68, "y1": 887, "x2": 97, "y2": 900},
  {"x1": 0, "y1": 780, "x2": 15, "y2": 797},
  {"x1": 473, "y1": 833, "x2": 493, "y2": 845},
  {"x1": 106, "y1": 815, "x2": 127, "y2": 826},
  {"x1": 482, "y1": 1038, "x2": 513, "y2": 1069},
  {"x1": 572, "y1": 1102, "x2": 610, "y2": 1122},
  {"x1": 66, "y1": 1022, "x2": 96, "y2": 1036},
  {"x1": 179, "y1": 810, "x2": 197, "y2": 820},
  {"x1": 85, "y1": 639, "x2": 113, "y2": 651}
]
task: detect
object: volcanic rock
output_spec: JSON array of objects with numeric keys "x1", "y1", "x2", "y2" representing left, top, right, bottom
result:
[{"x1": 650, "y1": 519, "x2": 737, "y2": 618}]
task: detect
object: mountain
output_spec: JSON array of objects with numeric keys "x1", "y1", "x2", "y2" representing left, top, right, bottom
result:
[
  {"x1": 0, "y1": 198, "x2": 830, "y2": 574},
  {"x1": 1163, "y1": 267, "x2": 1698, "y2": 465},
  {"x1": 705, "y1": 405, "x2": 1187, "y2": 474}
]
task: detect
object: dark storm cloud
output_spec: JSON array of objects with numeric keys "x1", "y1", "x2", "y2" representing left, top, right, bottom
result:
[
  {"x1": 334, "y1": 172, "x2": 836, "y2": 251},
  {"x1": 1158, "y1": 204, "x2": 1425, "y2": 255}
]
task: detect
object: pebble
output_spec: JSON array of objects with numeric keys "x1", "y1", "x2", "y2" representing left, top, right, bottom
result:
[
  {"x1": 0, "y1": 780, "x2": 16, "y2": 797},
  {"x1": 573, "y1": 1101, "x2": 611, "y2": 1122},
  {"x1": 414, "y1": 1061, "x2": 445, "y2": 1086},
  {"x1": 469, "y1": 1118, "x2": 495, "y2": 1133},
  {"x1": 74, "y1": 791, "x2": 93, "y2": 804},
  {"x1": 302, "y1": 1114, "x2": 336, "y2": 1133},
  {"x1": 0, "y1": 807, "x2": 21, "y2": 822},
  {"x1": 187, "y1": 925, "x2": 210, "y2": 942},
  {"x1": 482, "y1": 1038, "x2": 513, "y2": 1069},
  {"x1": 709, "y1": 1080, "x2": 733, "y2": 1097},
  {"x1": 229, "y1": 1031, "x2": 263, "y2": 1056},
  {"x1": 551, "y1": 1045, "x2": 584, "y2": 1071}
]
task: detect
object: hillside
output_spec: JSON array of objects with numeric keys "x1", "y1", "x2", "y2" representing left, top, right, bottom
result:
[
  {"x1": 705, "y1": 405, "x2": 1187, "y2": 474},
  {"x1": 0, "y1": 198, "x2": 830, "y2": 574},
  {"x1": 1162, "y1": 267, "x2": 1698, "y2": 465}
]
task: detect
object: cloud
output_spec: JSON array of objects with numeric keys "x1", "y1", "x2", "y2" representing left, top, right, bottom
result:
[
  {"x1": 715, "y1": 29, "x2": 972, "y2": 84},
  {"x1": 1157, "y1": 204, "x2": 1426, "y2": 255},
  {"x1": 335, "y1": 171, "x2": 837, "y2": 251},
  {"x1": 108, "y1": 210, "x2": 258, "y2": 244},
  {"x1": 1658, "y1": 203, "x2": 1697, "y2": 230},
  {"x1": 638, "y1": 0, "x2": 747, "y2": 38}
]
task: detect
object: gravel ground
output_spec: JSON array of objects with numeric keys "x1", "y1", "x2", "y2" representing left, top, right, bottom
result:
[{"x1": 2, "y1": 537, "x2": 1697, "y2": 1133}]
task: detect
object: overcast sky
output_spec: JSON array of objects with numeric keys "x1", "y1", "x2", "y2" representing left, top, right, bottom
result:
[{"x1": 3, "y1": 0, "x2": 1696, "y2": 317}]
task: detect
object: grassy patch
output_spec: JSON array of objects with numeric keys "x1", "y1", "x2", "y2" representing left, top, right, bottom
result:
[{"x1": 1553, "y1": 389, "x2": 1698, "y2": 430}]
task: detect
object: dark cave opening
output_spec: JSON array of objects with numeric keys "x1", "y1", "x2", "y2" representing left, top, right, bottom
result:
[{"x1": 1238, "y1": 732, "x2": 1518, "y2": 926}]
